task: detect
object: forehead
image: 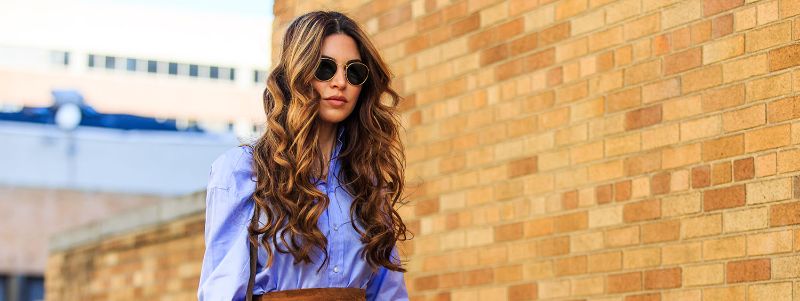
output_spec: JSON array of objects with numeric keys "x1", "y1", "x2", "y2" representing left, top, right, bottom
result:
[{"x1": 320, "y1": 33, "x2": 361, "y2": 61}]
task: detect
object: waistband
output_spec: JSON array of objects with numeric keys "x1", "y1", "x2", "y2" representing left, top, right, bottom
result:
[{"x1": 254, "y1": 288, "x2": 366, "y2": 301}]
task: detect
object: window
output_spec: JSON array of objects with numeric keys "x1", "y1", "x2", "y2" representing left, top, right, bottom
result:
[
  {"x1": 126, "y1": 58, "x2": 136, "y2": 71},
  {"x1": 0, "y1": 275, "x2": 6, "y2": 301},
  {"x1": 147, "y1": 60, "x2": 157, "y2": 73},
  {"x1": 189, "y1": 64, "x2": 198, "y2": 77},
  {"x1": 229, "y1": 68, "x2": 236, "y2": 81},
  {"x1": 168, "y1": 62, "x2": 178, "y2": 75},
  {"x1": 20, "y1": 276, "x2": 43, "y2": 301},
  {"x1": 87, "y1": 54, "x2": 95, "y2": 67},
  {"x1": 105, "y1": 56, "x2": 115, "y2": 69},
  {"x1": 209, "y1": 66, "x2": 219, "y2": 79}
]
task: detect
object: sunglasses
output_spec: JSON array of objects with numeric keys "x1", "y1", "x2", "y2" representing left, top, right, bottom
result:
[{"x1": 314, "y1": 57, "x2": 369, "y2": 86}]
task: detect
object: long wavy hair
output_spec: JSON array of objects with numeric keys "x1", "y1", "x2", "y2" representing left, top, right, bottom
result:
[{"x1": 247, "y1": 11, "x2": 409, "y2": 272}]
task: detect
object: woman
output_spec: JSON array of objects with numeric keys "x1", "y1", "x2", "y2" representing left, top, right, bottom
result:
[{"x1": 197, "y1": 11, "x2": 411, "y2": 301}]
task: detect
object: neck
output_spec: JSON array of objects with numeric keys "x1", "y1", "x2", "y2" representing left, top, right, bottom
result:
[{"x1": 317, "y1": 120, "x2": 337, "y2": 175}]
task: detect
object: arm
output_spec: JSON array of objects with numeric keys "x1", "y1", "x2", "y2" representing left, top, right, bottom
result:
[
  {"x1": 197, "y1": 187, "x2": 255, "y2": 301},
  {"x1": 198, "y1": 147, "x2": 258, "y2": 301},
  {"x1": 365, "y1": 248, "x2": 409, "y2": 301}
]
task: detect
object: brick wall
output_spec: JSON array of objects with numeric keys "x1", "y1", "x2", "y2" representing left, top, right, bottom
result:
[{"x1": 273, "y1": 0, "x2": 800, "y2": 300}]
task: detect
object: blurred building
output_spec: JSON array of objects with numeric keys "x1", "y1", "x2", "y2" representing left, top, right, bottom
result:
[{"x1": 0, "y1": 1, "x2": 272, "y2": 300}]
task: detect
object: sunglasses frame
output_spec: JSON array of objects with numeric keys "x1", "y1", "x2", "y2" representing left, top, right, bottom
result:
[{"x1": 314, "y1": 57, "x2": 370, "y2": 86}]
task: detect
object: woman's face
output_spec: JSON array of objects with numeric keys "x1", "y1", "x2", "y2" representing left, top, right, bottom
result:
[{"x1": 312, "y1": 33, "x2": 363, "y2": 125}]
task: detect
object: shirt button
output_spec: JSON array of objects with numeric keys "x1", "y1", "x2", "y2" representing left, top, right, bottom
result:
[
  {"x1": 333, "y1": 265, "x2": 340, "y2": 273},
  {"x1": 333, "y1": 225, "x2": 339, "y2": 231}
]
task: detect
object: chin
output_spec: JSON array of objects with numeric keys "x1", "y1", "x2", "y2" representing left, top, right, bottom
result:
[{"x1": 318, "y1": 110, "x2": 351, "y2": 124}]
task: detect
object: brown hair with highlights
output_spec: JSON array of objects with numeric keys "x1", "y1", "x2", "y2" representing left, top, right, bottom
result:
[{"x1": 248, "y1": 10, "x2": 410, "y2": 272}]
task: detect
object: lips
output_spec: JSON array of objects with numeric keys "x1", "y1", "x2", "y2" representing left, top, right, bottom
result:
[{"x1": 324, "y1": 96, "x2": 347, "y2": 103}]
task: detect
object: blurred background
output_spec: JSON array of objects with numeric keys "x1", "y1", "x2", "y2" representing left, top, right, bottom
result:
[{"x1": 0, "y1": 0, "x2": 271, "y2": 300}]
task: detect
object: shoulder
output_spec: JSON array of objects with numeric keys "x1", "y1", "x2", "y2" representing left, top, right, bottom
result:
[{"x1": 207, "y1": 145, "x2": 255, "y2": 189}]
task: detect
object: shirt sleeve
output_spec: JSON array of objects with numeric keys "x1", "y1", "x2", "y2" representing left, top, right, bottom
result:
[
  {"x1": 198, "y1": 148, "x2": 257, "y2": 301},
  {"x1": 365, "y1": 248, "x2": 409, "y2": 301}
]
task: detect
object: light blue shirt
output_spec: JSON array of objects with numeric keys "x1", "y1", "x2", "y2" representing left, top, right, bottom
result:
[{"x1": 197, "y1": 125, "x2": 409, "y2": 301}]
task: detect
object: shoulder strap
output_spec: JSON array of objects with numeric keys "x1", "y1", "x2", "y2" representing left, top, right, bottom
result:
[{"x1": 245, "y1": 204, "x2": 259, "y2": 301}]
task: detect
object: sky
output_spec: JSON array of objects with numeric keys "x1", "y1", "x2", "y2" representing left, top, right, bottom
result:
[{"x1": 0, "y1": 0, "x2": 274, "y2": 67}]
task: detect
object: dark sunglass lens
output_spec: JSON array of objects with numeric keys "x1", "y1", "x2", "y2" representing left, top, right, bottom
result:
[
  {"x1": 315, "y1": 59, "x2": 336, "y2": 81},
  {"x1": 347, "y1": 63, "x2": 368, "y2": 85}
]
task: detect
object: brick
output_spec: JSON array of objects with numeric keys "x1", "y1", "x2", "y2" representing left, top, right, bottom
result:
[
  {"x1": 772, "y1": 255, "x2": 800, "y2": 278},
  {"x1": 682, "y1": 65, "x2": 722, "y2": 94},
  {"x1": 724, "y1": 207, "x2": 769, "y2": 233},
  {"x1": 702, "y1": 135, "x2": 744, "y2": 161},
  {"x1": 495, "y1": 222, "x2": 523, "y2": 242},
  {"x1": 702, "y1": 235, "x2": 746, "y2": 260},
  {"x1": 615, "y1": 180, "x2": 632, "y2": 201},
  {"x1": 682, "y1": 214, "x2": 722, "y2": 238},
  {"x1": 704, "y1": 0, "x2": 744, "y2": 16},
  {"x1": 722, "y1": 54, "x2": 768, "y2": 83},
  {"x1": 663, "y1": 1, "x2": 703, "y2": 29},
  {"x1": 684, "y1": 264, "x2": 724, "y2": 286},
  {"x1": 711, "y1": 162, "x2": 731, "y2": 185},
  {"x1": 735, "y1": 6, "x2": 757, "y2": 31},
  {"x1": 756, "y1": 153, "x2": 777, "y2": 177},
  {"x1": 624, "y1": 105, "x2": 662, "y2": 130},
  {"x1": 624, "y1": 60, "x2": 661, "y2": 85},
  {"x1": 464, "y1": 268, "x2": 493, "y2": 286},
  {"x1": 703, "y1": 34, "x2": 744, "y2": 64},
  {"x1": 555, "y1": 0, "x2": 587, "y2": 20},
  {"x1": 537, "y1": 236, "x2": 570, "y2": 256},
  {"x1": 608, "y1": 87, "x2": 641, "y2": 113},
  {"x1": 691, "y1": 165, "x2": 711, "y2": 188},
  {"x1": 508, "y1": 283, "x2": 537, "y2": 301},
  {"x1": 723, "y1": 104, "x2": 765, "y2": 132},
  {"x1": 652, "y1": 34, "x2": 670, "y2": 56},
  {"x1": 747, "y1": 282, "x2": 792, "y2": 301},
  {"x1": 554, "y1": 211, "x2": 588, "y2": 233},
  {"x1": 747, "y1": 177, "x2": 792, "y2": 205},
  {"x1": 642, "y1": 78, "x2": 680, "y2": 104},
  {"x1": 596, "y1": 184, "x2": 612, "y2": 204},
  {"x1": 671, "y1": 169, "x2": 690, "y2": 192},
  {"x1": 770, "y1": 201, "x2": 800, "y2": 226},
  {"x1": 508, "y1": 32, "x2": 538, "y2": 56},
  {"x1": 623, "y1": 199, "x2": 661, "y2": 222},
  {"x1": 623, "y1": 247, "x2": 660, "y2": 269},
  {"x1": 662, "y1": 242, "x2": 702, "y2": 265},
  {"x1": 605, "y1": 225, "x2": 640, "y2": 247},
  {"x1": 727, "y1": 259, "x2": 770, "y2": 283},
  {"x1": 704, "y1": 185, "x2": 746, "y2": 211},
  {"x1": 747, "y1": 72, "x2": 792, "y2": 102},
  {"x1": 703, "y1": 286, "x2": 745, "y2": 301},
  {"x1": 588, "y1": 251, "x2": 621, "y2": 273},
  {"x1": 626, "y1": 293, "x2": 659, "y2": 301},
  {"x1": 625, "y1": 13, "x2": 660, "y2": 40},
  {"x1": 572, "y1": 275, "x2": 604, "y2": 296},
  {"x1": 745, "y1": 124, "x2": 791, "y2": 153},
  {"x1": 712, "y1": 14, "x2": 733, "y2": 38},
  {"x1": 777, "y1": 149, "x2": 800, "y2": 173},
  {"x1": 642, "y1": 124, "x2": 680, "y2": 150},
  {"x1": 644, "y1": 268, "x2": 681, "y2": 289},
  {"x1": 702, "y1": 83, "x2": 745, "y2": 113},
  {"x1": 468, "y1": 18, "x2": 524, "y2": 51},
  {"x1": 662, "y1": 192, "x2": 702, "y2": 217},
  {"x1": 769, "y1": 44, "x2": 800, "y2": 71},
  {"x1": 624, "y1": 151, "x2": 662, "y2": 176},
  {"x1": 606, "y1": 0, "x2": 640, "y2": 24},
  {"x1": 589, "y1": 205, "x2": 623, "y2": 228},
  {"x1": 664, "y1": 47, "x2": 702, "y2": 75},
  {"x1": 538, "y1": 279, "x2": 569, "y2": 299},
  {"x1": 606, "y1": 132, "x2": 641, "y2": 157},
  {"x1": 539, "y1": 22, "x2": 571, "y2": 46},
  {"x1": 555, "y1": 255, "x2": 586, "y2": 276},
  {"x1": 681, "y1": 115, "x2": 721, "y2": 142},
  {"x1": 780, "y1": 0, "x2": 800, "y2": 17},
  {"x1": 747, "y1": 21, "x2": 792, "y2": 53},
  {"x1": 671, "y1": 27, "x2": 691, "y2": 50},
  {"x1": 662, "y1": 143, "x2": 701, "y2": 169},
  {"x1": 747, "y1": 230, "x2": 793, "y2": 255},
  {"x1": 607, "y1": 272, "x2": 641, "y2": 293},
  {"x1": 756, "y1": 1, "x2": 780, "y2": 25},
  {"x1": 651, "y1": 172, "x2": 670, "y2": 195},
  {"x1": 508, "y1": 156, "x2": 538, "y2": 178},
  {"x1": 691, "y1": 20, "x2": 712, "y2": 45},
  {"x1": 768, "y1": 96, "x2": 800, "y2": 123}
]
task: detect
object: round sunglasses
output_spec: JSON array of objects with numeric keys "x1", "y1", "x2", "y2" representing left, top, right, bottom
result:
[{"x1": 314, "y1": 57, "x2": 369, "y2": 86}]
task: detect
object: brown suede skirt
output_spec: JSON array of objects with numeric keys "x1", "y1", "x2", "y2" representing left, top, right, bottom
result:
[{"x1": 254, "y1": 288, "x2": 366, "y2": 301}]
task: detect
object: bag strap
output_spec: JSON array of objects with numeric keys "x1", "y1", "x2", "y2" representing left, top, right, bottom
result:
[{"x1": 245, "y1": 204, "x2": 259, "y2": 301}]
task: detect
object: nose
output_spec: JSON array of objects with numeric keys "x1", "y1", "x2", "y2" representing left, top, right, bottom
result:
[{"x1": 329, "y1": 66, "x2": 346, "y2": 89}]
